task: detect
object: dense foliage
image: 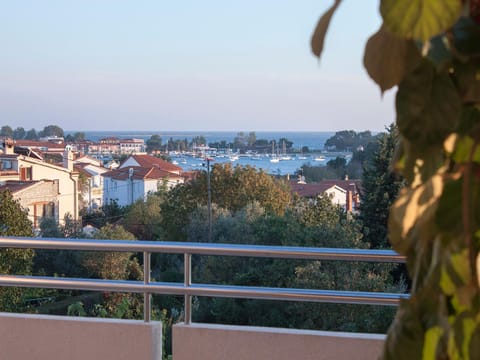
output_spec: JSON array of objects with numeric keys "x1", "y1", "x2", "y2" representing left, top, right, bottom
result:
[
  {"x1": 160, "y1": 163, "x2": 292, "y2": 241},
  {"x1": 0, "y1": 190, "x2": 34, "y2": 311},
  {"x1": 313, "y1": 1, "x2": 480, "y2": 358},
  {"x1": 358, "y1": 124, "x2": 403, "y2": 249}
]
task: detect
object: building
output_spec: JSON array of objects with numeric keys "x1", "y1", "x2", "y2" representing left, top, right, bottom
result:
[
  {"x1": 102, "y1": 154, "x2": 184, "y2": 206},
  {"x1": 74, "y1": 161, "x2": 109, "y2": 211},
  {"x1": 0, "y1": 139, "x2": 80, "y2": 223},
  {"x1": 0, "y1": 180, "x2": 59, "y2": 227},
  {"x1": 290, "y1": 178, "x2": 360, "y2": 212}
]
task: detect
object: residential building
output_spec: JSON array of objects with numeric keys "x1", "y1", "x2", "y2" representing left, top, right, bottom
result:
[
  {"x1": 290, "y1": 178, "x2": 360, "y2": 212},
  {"x1": 0, "y1": 139, "x2": 80, "y2": 223},
  {"x1": 102, "y1": 154, "x2": 184, "y2": 206},
  {"x1": 0, "y1": 180, "x2": 59, "y2": 227},
  {"x1": 74, "y1": 161, "x2": 109, "y2": 211}
]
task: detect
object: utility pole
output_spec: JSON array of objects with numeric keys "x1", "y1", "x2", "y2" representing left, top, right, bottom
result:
[{"x1": 205, "y1": 157, "x2": 213, "y2": 242}]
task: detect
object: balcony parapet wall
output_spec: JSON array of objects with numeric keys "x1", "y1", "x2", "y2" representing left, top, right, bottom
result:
[
  {"x1": 0, "y1": 312, "x2": 162, "y2": 360},
  {"x1": 173, "y1": 323, "x2": 385, "y2": 360}
]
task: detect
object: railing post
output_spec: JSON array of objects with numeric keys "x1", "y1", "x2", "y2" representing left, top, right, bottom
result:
[
  {"x1": 184, "y1": 253, "x2": 192, "y2": 325},
  {"x1": 143, "y1": 251, "x2": 151, "y2": 323}
]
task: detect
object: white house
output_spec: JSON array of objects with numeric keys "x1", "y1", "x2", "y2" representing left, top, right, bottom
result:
[
  {"x1": 102, "y1": 154, "x2": 184, "y2": 206},
  {"x1": 102, "y1": 166, "x2": 184, "y2": 206},
  {"x1": 74, "y1": 162, "x2": 109, "y2": 211},
  {"x1": 290, "y1": 179, "x2": 360, "y2": 212}
]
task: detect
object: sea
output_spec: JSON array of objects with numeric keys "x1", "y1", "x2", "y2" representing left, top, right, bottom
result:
[{"x1": 70, "y1": 130, "x2": 341, "y2": 176}]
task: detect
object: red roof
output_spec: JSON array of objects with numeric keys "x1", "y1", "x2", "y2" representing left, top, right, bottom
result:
[
  {"x1": 290, "y1": 179, "x2": 361, "y2": 198},
  {"x1": 123, "y1": 155, "x2": 182, "y2": 174},
  {"x1": 0, "y1": 180, "x2": 41, "y2": 194},
  {"x1": 102, "y1": 166, "x2": 183, "y2": 181}
]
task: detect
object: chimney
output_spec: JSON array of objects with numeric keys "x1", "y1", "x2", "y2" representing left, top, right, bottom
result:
[
  {"x1": 63, "y1": 145, "x2": 73, "y2": 171},
  {"x1": 3, "y1": 138, "x2": 14, "y2": 155},
  {"x1": 346, "y1": 187, "x2": 353, "y2": 213}
]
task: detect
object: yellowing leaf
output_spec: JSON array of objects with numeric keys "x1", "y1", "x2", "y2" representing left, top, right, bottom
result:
[
  {"x1": 311, "y1": 0, "x2": 341, "y2": 58},
  {"x1": 422, "y1": 326, "x2": 444, "y2": 360},
  {"x1": 364, "y1": 26, "x2": 422, "y2": 93},
  {"x1": 389, "y1": 174, "x2": 444, "y2": 254},
  {"x1": 381, "y1": 0, "x2": 462, "y2": 41}
]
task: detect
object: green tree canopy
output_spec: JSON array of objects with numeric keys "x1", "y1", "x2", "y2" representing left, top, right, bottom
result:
[
  {"x1": 0, "y1": 190, "x2": 34, "y2": 311},
  {"x1": 358, "y1": 124, "x2": 403, "y2": 249},
  {"x1": 39, "y1": 125, "x2": 64, "y2": 138},
  {"x1": 160, "y1": 163, "x2": 292, "y2": 241},
  {"x1": 0, "y1": 125, "x2": 13, "y2": 138}
]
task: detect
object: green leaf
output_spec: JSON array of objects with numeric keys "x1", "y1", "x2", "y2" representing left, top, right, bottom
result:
[
  {"x1": 311, "y1": 0, "x2": 342, "y2": 58},
  {"x1": 452, "y1": 136, "x2": 480, "y2": 164},
  {"x1": 381, "y1": 0, "x2": 462, "y2": 41},
  {"x1": 422, "y1": 326, "x2": 444, "y2": 360},
  {"x1": 452, "y1": 17, "x2": 480, "y2": 57},
  {"x1": 453, "y1": 59, "x2": 480, "y2": 104},
  {"x1": 457, "y1": 106, "x2": 480, "y2": 136},
  {"x1": 396, "y1": 60, "x2": 462, "y2": 146},
  {"x1": 436, "y1": 178, "x2": 462, "y2": 234},
  {"x1": 383, "y1": 300, "x2": 425, "y2": 360},
  {"x1": 469, "y1": 324, "x2": 480, "y2": 360},
  {"x1": 389, "y1": 174, "x2": 444, "y2": 255},
  {"x1": 425, "y1": 35, "x2": 453, "y2": 68},
  {"x1": 364, "y1": 26, "x2": 421, "y2": 93}
]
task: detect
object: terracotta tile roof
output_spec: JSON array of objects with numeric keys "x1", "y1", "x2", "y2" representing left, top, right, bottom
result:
[
  {"x1": 123, "y1": 155, "x2": 182, "y2": 174},
  {"x1": 102, "y1": 166, "x2": 183, "y2": 181},
  {"x1": 15, "y1": 140, "x2": 66, "y2": 149},
  {"x1": 0, "y1": 180, "x2": 41, "y2": 194},
  {"x1": 290, "y1": 179, "x2": 361, "y2": 198}
]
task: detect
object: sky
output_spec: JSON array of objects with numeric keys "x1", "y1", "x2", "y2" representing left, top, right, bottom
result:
[{"x1": 0, "y1": 1, "x2": 395, "y2": 132}]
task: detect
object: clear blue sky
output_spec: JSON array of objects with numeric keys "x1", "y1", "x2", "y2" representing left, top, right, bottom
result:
[{"x1": 1, "y1": 1, "x2": 395, "y2": 132}]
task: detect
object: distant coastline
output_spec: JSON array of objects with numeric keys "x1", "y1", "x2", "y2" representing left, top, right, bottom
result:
[{"x1": 65, "y1": 131, "x2": 336, "y2": 151}]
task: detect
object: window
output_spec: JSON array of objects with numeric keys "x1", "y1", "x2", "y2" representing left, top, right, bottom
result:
[{"x1": 20, "y1": 166, "x2": 32, "y2": 180}]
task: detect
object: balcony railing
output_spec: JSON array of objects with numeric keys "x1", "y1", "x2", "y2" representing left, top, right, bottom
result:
[{"x1": 0, "y1": 236, "x2": 408, "y2": 324}]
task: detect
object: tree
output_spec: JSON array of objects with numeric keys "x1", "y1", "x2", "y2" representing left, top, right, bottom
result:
[
  {"x1": 313, "y1": 1, "x2": 480, "y2": 358},
  {"x1": 82, "y1": 224, "x2": 143, "y2": 319},
  {"x1": 160, "y1": 163, "x2": 292, "y2": 241},
  {"x1": 146, "y1": 134, "x2": 163, "y2": 153},
  {"x1": 39, "y1": 125, "x2": 64, "y2": 138},
  {"x1": 0, "y1": 190, "x2": 34, "y2": 311},
  {"x1": 123, "y1": 193, "x2": 164, "y2": 240},
  {"x1": 12, "y1": 127, "x2": 25, "y2": 139},
  {"x1": 358, "y1": 124, "x2": 403, "y2": 249},
  {"x1": 0, "y1": 125, "x2": 13, "y2": 138},
  {"x1": 24, "y1": 128, "x2": 38, "y2": 140}
]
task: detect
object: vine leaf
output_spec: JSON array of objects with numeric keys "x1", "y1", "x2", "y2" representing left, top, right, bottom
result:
[
  {"x1": 396, "y1": 60, "x2": 462, "y2": 146},
  {"x1": 422, "y1": 326, "x2": 444, "y2": 359},
  {"x1": 364, "y1": 26, "x2": 421, "y2": 93},
  {"x1": 389, "y1": 174, "x2": 444, "y2": 255},
  {"x1": 381, "y1": 0, "x2": 462, "y2": 41},
  {"x1": 311, "y1": 0, "x2": 342, "y2": 58}
]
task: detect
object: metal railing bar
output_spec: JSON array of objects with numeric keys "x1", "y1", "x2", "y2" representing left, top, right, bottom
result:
[
  {"x1": 0, "y1": 237, "x2": 405, "y2": 263},
  {"x1": 184, "y1": 253, "x2": 192, "y2": 324},
  {"x1": 143, "y1": 251, "x2": 151, "y2": 323},
  {"x1": 0, "y1": 275, "x2": 408, "y2": 306}
]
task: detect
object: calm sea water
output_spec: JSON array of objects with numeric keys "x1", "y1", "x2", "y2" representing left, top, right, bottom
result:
[
  {"x1": 75, "y1": 131, "x2": 334, "y2": 151},
  {"x1": 70, "y1": 130, "x2": 338, "y2": 175}
]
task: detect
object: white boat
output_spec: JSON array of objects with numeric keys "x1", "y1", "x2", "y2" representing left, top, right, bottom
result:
[
  {"x1": 314, "y1": 155, "x2": 326, "y2": 162},
  {"x1": 229, "y1": 154, "x2": 239, "y2": 161},
  {"x1": 270, "y1": 157, "x2": 280, "y2": 163}
]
